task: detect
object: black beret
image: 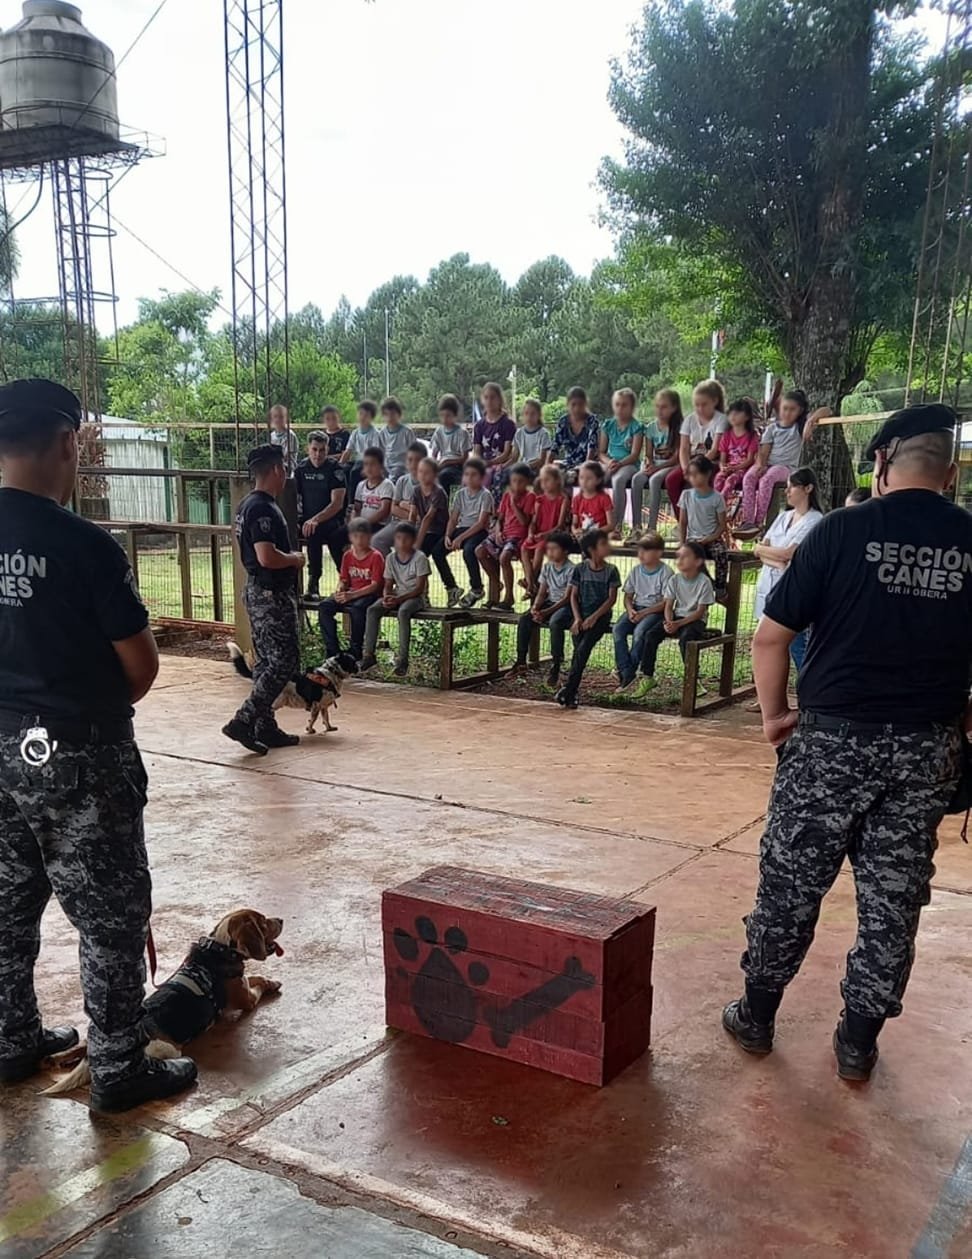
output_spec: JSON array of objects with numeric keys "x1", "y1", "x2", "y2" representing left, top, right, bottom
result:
[
  {"x1": 246, "y1": 443, "x2": 284, "y2": 470},
  {"x1": 864, "y1": 403, "x2": 957, "y2": 460},
  {"x1": 0, "y1": 378, "x2": 82, "y2": 430}
]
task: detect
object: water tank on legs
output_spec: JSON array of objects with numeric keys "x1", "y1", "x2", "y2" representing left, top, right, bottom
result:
[{"x1": 0, "y1": 2, "x2": 120, "y2": 140}]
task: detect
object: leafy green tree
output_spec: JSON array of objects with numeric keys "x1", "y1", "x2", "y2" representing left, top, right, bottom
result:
[
  {"x1": 390, "y1": 254, "x2": 520, "y2": 418},
  {"x1": 513, "y1": 256, "x2": 575, "y2": 402},
  {"x1": 603, "y1": 0, "x2": 947, "y2": 501}
]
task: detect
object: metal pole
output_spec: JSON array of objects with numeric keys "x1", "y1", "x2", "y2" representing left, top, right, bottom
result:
[{"x1": 384, "y1": 306, "x2": 390, "y2": 395}]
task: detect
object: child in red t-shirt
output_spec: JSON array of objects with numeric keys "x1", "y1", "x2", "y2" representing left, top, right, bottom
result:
[
  {"x1": 571, "y1": 461, "x2": 615, "y2": 535},
  {"x1": 521, "y1": 463, "x2": 570, "y2": 595},
  {"x1": 476, "y1": 462, "x2": 536, "y2": 609},
  {"x1": 317, "y1": 517, "x2": 383, "y2": 660}
]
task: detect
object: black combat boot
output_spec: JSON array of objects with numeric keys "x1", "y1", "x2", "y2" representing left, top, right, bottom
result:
[
  {"x1": 833, "y1": 1008, "x2": 885, "y2": 1081},
  {"x1": 0, "y1": 1026, "x2": 79, "y2": 1084},
  {"x1": 221, "y1": 719, "x2": 268, "y2": 756},
  {"x1": 722, "y1": 983, "x2": 782, "y2": 1054},
  {"x1": 89, "y1": 1058, "x2": 198, "y2": 1114},
  {"x1": 257, "y1": 724, "x2": 300, "y2": 749}
]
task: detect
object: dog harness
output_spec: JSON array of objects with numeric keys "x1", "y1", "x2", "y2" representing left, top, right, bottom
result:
[{"x1": 142, "y1": 937, "x2": 245, "y2": 1045}]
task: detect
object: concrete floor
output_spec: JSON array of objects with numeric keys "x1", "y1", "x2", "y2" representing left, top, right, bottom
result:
[{"x1": 2, "y1": 657, "x2": 972, "y2": 1259}]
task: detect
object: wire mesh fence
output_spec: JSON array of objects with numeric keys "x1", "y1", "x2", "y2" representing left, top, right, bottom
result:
[{"x1": 299, "y1": 547, "x2": 761, "y2": 709}]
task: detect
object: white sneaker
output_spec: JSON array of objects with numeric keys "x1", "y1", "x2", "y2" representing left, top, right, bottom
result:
[{"x1": 447, "y1": 587, "x2": 464, "y2": 608}]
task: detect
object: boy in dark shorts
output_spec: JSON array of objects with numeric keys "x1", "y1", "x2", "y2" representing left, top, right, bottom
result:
[
  {"x1": 556, "y1": 528, "x2": 621, "y2": 709},
  {"x1": 476, "y1": 462, "x2": 536, "y2": 609}
]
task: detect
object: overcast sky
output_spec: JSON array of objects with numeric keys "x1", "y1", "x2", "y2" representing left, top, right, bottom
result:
[{"x1": 6, "y1": 0, "x2": 647, "y2": 327}]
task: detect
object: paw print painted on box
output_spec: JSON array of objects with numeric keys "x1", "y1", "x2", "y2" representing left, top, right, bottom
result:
[
  {"x1": 393, "y1": 916, "x2": 489, "y2": 1043},
  {"x1": 394, "y1": 915, "x2": 597, "y2": 1049}
]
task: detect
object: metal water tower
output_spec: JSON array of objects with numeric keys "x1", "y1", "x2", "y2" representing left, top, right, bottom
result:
[{"x1": 0, "y1": 1, "x2": 158, "y2": 430}]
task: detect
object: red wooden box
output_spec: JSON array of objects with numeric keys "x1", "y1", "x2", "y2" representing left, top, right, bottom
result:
[{"x1": 382, "y1": 865, "x2": 655, "y2": 1086}]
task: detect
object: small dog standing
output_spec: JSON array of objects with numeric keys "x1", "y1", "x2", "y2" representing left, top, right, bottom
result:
[
  {"x1": 45, "y1": 909, "x2": 284, "y2": 1100},
  {"x1": 228, "y1": 644, "x2": 358, "y2": 733}
]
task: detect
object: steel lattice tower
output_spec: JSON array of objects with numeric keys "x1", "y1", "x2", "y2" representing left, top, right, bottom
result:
[{"x1": 223, "y1": 0, "x2": 290, "y2": 466}]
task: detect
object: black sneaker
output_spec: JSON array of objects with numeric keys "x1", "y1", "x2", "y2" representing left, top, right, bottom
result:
[
  {"x1": 722, "y1": 998, "x2": 774, "y2": 1054},
  {"x1": 546, "y1": 664, "x2": 561, "y2": 688},
  {"x1": 0, "y1": 1026, "x2": 79, "y2": 1084},
  {"x1": 258, "y1": 727, "x2": 300, "y2": 749},
  {"x1": 393, "y1": 660, "x2": 408, "y2": 677},
  {"x1": 89, "y1": 1058, "x2": 198, "y2": 1114},
  {"x1": 222, "y1": 720, "x2": 268, "y2": 756},
  {"x1": 306, "y1": 580, "x2": 320, "y2": 600},
  {"x1": 833, "y1": 1022, "x2": 879, "y2": 1082},
  {"x1": 359, "y1": 655, "x2": 378, "y2": 673}
]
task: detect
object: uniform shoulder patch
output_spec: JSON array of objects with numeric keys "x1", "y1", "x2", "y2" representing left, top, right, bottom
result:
[{"x1": 258, "y1": 516, "x2": 272, "y2": 534}]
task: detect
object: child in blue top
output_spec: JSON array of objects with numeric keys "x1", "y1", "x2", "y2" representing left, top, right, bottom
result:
[
  {"x1": 598, "y1": 387, "x2": 645, "y2": 535},
  {"x1": 613, "y1": 532, "x2": 670, "y2": 690}
]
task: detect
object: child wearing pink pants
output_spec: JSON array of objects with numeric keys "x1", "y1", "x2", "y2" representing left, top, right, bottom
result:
[{"x1": 739, "y1": 389, "x2": 808, "y2": 528}]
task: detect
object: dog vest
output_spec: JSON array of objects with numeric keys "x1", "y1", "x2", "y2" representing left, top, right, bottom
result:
[{"x1": 142, "y1": 938, "x2": 244, "y2": 1045}]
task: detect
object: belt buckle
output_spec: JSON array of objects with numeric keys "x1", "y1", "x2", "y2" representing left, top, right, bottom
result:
[{"x1": 20, "y1": 726, "x2": 57, "y2": 767}]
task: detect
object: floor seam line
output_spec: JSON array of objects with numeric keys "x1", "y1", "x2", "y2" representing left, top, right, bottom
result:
[{"x1": 141, "y1": 747, "x2": 712, "y2": 855}]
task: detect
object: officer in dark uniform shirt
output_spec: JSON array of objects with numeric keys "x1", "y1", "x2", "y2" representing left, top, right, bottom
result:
[
  {"x1": 724, "y1": 403, "x2": 971, "y2": 1080},
  {"x1": 223, "y1": 443, "x2": 305, "y2": 755},
  {"x1": 0, "y1": 378, "x2": 196, "y2": 1112},
  {"x1": 294, "y1": 429, "x2": 348, "y2": 599}
]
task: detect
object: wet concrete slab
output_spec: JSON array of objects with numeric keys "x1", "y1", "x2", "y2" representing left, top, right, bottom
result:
[
  {"x1": 60, "y1": 1159, "x2": 486, "y2": 1258},
  {"x1": 0, "y1": 1090, "x2": 187, "y2": 1259},
  {"x1": 246, "y1": 852, "x2": 972, "y2": 1259},
  {"x1": 11, "y1": 656, "x2": 972, "y2": 1259},
  {"x1": 137, "y1": 661, "x2": 774, "y2": 848},
  {"x1": 29, "y1": 751, "x2": 687, "y2": 1137}
]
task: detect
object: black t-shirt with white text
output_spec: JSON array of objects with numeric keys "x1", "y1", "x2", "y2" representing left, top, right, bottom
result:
[
  {"x1": 236, "y1": 490, "x2": 294, "y2": 591},
  {"x1": 766, "y1": 490, "x2": 972, "y2": 723},
  {"x1": 294, "y1": 458, "x2": 347, "y2": 524},
  {"x1": 0, "y1": 488, "x2": 149, "y2": 722}
]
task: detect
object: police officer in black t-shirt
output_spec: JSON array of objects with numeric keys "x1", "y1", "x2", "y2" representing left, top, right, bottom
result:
[
  {"x1": 0, "y1": 379, "x2": 197, "y2": 1111},
  {"x1": 223, "y1": 444, "x2": 305, "y2": 755},
  {"x1": 294, "y1": 429, "x2": 348, "y2": 599},
  {"x1": 724, "y1": 404, "x2": 971, "y2": 1081}
]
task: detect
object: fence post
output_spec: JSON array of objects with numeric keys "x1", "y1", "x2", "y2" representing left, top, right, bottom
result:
[
  {"x1": 208, "y1": 478, "x2": 224, "y2": 623},
  {"x1": 174, "y1": 474, "x2": 193, "y2": 620},
  {"x1": 229, "y1": 475, "x2": 251, "y2": 653},
  {"x1": 721, "y1": 553, "x2": 743, "y2": 694}
]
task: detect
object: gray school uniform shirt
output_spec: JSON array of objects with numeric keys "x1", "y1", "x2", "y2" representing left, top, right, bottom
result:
[
  {"x1": 346, "y1": 426, "x2": 380, "y2": 462},
  {"x1": 623, "y1": 561, "x2": 670, "y2": 609},
  {"x1": 539, "y1": 558, "x2": 576, "y2": 605},
  {"x1": 454, "y1": 487, "x2": 493, "y2": 530},
  {"x1": 393, "y1": 473, "x2": 418, "y2": 505},
  {"x1": 665, "y1": 570, "x2": 715, "y2": 620},
  {"x1": 431, "y1": 425, "x2": 471, "y2": 462},
  {"x1": 515, "y1": 425, "x2": 553, "y2": 464},
  {"x1": 383, "y1": 548, "x2": 430, "y2": 600},
  {"x1": 379, "y1": 423, "x2": 416, "y2": 476},
  {"x1": 762, "y1": 420, "x2": 803, "y2": 469},
  {"x1": 683, "y1": 488, "x2": 726, "y2": 541}
]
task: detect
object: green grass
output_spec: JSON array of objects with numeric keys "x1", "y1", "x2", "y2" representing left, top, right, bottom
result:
[{"x1": 137, "y1": 542, "x2": 761, "y2": 712}]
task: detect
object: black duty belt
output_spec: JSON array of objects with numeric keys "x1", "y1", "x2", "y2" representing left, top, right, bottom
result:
[
  {"x1": 799, "y1": 712, "x2": 953, "y2": 736},
  {"x1": 0, "y1": 712, "x2": 134, "y2": 745}
]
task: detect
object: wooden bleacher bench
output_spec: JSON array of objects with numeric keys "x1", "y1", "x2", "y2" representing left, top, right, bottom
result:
[{"x1": 299, "y1": 545, "x2": 757, "y2": 714}]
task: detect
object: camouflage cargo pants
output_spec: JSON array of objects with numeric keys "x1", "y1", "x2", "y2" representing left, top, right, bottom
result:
[
  {"x1": 743, "y1": 721, "x2": 962, "y2": 1019},
  {"x1": 234, "y1": 580, "x2": 300, "y2": 733},
  {"x1": 0, "y1": 734, "x2": 151, "y2": 1085}
]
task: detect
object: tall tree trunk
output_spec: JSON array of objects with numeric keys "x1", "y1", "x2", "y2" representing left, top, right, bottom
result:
[{"x1": 787, "y1": 1, "x2": 876, "y2": 510}]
